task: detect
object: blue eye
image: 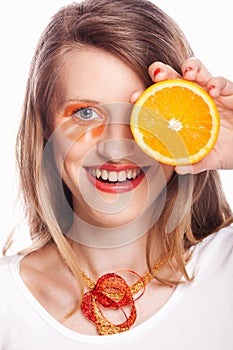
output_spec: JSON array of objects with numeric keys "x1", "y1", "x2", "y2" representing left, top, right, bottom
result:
[{"x1": 73, "y1": 107, "x2": 100, "y2": 121}]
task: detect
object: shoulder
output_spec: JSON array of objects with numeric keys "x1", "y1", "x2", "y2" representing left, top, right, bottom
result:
[
  {"x1": 0, "y1": 254, "x2": 25, "y2": 300},
  {"x1": 0, "y1": 254, "x2": 20, "y2": 272},
  {"x1": 0, "y1": 255, "x2": 23, "y2": 323},
  {"x1": 198, "y1": 225, "x2": 233, "y2": 253},
  {"x1": 0, "y1": 254, "x2": 22, "y2": 291},
  {"x1": 193, "y1": 225, "x2": 233, "y2": 273}
]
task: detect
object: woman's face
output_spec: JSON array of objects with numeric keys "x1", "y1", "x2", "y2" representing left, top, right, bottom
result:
[{"x1": 49, "y1": 47, "x2": 174, "y2": 228}]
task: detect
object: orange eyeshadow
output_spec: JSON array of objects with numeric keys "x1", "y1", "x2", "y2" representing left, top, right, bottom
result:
[
  {"x1": 78, "y1": 125, "x2": 105, "y2": 142},
  {"x1": 60, "y1": 103, "x2": 106, "y2": 143},
  {"x1": 63, "y1": 103, "x2": 94, "y2": 117}
]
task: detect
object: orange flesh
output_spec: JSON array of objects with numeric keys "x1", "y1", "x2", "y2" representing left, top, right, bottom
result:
[{"x1": 138, "y1": 86, "x2": 213, "y2": 158}]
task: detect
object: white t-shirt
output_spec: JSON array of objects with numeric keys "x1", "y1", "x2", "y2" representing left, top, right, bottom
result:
[{"x1": 0, "y1": 226, "x2": 233, "y2": 350}]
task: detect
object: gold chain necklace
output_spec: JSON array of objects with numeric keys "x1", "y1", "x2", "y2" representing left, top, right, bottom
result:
[{"x1": 80, "y1": 256, "x2": 167, "y2": 335}]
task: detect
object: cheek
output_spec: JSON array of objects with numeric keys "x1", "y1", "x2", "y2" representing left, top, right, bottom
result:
[
  {"x1": 61, "y1": 119, "x2": 105, "y2": 143},
  {"x1": 144, "y1": 162, "x2": 174, "y2": 207},
  {"x1": 53, "y1": 141, "x2": 89, "y2": 172},
  {"x1": 50, "y1": 119, "x2": 105, "y2": 169},
  {"x1": 161, "y1": 164, "x2": 174, "y2": 183},
  {"x1": 52, "y1": 139, "x2": 89, "y2": 199}
]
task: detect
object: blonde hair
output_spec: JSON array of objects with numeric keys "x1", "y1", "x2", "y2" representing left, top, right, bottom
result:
[{"x1": 5, "y1": 0, "x2": 232, "y2": 291}]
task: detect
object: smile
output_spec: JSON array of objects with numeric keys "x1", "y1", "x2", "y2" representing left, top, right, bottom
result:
[{"x1": 84, "y1": 165, "x2": 148, "y2": 193}]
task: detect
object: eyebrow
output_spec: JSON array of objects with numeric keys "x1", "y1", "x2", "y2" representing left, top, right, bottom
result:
[
  {"x1": 59, "y1": 98, "x2": 103, "y2": 117},
  {"x1": 55, "y1": 98, "x2": 100, "y2": 115},
  {"x1": 63, "y1": 98, "x2": 100, "y2": 105}
]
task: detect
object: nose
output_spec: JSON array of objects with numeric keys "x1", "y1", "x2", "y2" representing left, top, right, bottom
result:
[
  {"x1": 97, "y1": 103, "x2": 135, "y2": 160},
  {"x1": 97, "y1": 124, "x2": 135, "y2": 159}
]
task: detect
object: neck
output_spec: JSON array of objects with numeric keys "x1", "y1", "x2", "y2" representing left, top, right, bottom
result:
[
  {"x1": 65, "y1": 203, "x2": 158, "y2": 249},
  {"x1": 67, "y1": 234, "x2": 150, "y2": 280},
  {"x1": 65, "y1": 212, "x2": 163, "y2": 278},
  {"x1": 65, "y1": 203, "x2": 164, "y2": 278}
]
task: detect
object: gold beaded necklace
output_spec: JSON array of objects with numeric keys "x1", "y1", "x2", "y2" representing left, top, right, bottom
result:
[{"x1": 80, "y1": 256, "x2": 167, "y2": 335}]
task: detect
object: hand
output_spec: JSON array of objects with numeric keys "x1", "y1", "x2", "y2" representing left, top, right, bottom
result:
[{"x1": 146, "y1": 58, "x2": 233, "y2": 174}]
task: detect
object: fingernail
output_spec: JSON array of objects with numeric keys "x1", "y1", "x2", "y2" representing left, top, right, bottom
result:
[
  {"x1": 175, "y1": 165, "x2": 193, "y2": 174},
  {"x1": 184, "y1": 67, "x2": 192, "y2": 75},
  {"x1": 208, "y1": 85, "x2": 219, "y2": 97},
  {"x1": 209, "y1": 85, "x2": 216, "y2": 91},
  {"x1": 153, "y1": 68, "x2": 162, "y2": 78}
]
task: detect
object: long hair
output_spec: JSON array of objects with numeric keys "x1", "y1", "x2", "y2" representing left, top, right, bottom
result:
[{"x1": 6, "y1": 0, "x2": 232, "y2": 290}]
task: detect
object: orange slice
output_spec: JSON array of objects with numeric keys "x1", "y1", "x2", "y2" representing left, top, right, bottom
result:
[{"x1": 130, "y1": 79, "x2": 220, "y2": 165}]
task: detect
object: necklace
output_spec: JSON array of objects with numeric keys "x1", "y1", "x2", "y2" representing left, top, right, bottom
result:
[{"x1": 80, "y1": 256, "x2": 167, "y2": 335}]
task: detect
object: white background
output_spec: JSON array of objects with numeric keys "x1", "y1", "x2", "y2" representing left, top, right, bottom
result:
[{"x1": 0, "y1": 0, "x2": 232, "y2": 253}]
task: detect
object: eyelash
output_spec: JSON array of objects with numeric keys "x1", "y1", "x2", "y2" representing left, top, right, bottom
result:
[{"x1": 71, "y1": 106, "x2": 100, "y2": 122}]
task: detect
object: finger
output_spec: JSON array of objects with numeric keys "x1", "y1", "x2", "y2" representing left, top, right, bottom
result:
[
  {"x1": 129, "y1": 90, "x2": 145, "y2": 104},
  {"x1": 175, "y1": 151, "x2": 220, "y2": 174},
  {"x1": 175, "y1": 162, "x2": 206, "y2": 175},
  {"x1": 207, "y1": 76, "x2": 233, "y2": 99},
  {"x1": 148, "y1": 61, "x2": 180, "y2": 82},
  {"x1": 181, "y1": 57, "x2": 212, "y2": 87}
]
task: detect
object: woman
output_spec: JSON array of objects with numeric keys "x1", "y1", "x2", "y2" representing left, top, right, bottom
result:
[{"x1": 1, "y1": 0, "x2": 233, "y2": 348}]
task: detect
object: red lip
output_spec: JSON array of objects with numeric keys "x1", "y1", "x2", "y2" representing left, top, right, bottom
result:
[
  {"x1": 89, "y1": 164, "x2": 139, "y2": 171},
  {"x1": 85, "y1": 165, "x2": 147, "y2": 194}
]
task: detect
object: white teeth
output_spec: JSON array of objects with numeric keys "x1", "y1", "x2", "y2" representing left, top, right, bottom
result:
[
  {"x1": 118, "y1": 171, "x2": 127, "y2": 182},
  {"x1": 109, "y1": 171, "x2": 118, "y2": 182},
  {"x1": 127, "y1": 169, "x2": 132, "y2": 179},
  {"x1": 101, "y1": 170, "x2": 108, "y2": 181},
  {"x1": 96, "y1": 169, "x2": 101, "y2": 179},
  {"x1": 88, "y1": 168, "x2": 142, "y2": 182}
]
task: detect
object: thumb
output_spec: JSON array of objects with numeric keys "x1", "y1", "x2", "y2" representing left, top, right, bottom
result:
[
  {"x1": 175, "y1": 152, "x2": 221, "y2": 174},
  {"x1": 175, "y1": 159, "x2": 208, "y2": 174}
]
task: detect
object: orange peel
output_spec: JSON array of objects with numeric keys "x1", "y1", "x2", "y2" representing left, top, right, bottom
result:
[{"x1": 130, "y1": 79, "x2": 220, "y2": 165}]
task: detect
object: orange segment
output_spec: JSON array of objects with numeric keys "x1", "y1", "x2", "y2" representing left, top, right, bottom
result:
[{"x1": 130, "y1": 79, "x2": 220, "y2": 165}]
